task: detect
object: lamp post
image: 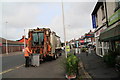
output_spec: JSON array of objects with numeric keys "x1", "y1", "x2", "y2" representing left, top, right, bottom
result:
[
  {"x1": 5, "y1": 21, "x2": 8, "y2": 54},
  {"x1": 61, "y1": 0, "x2": 67, "y2": 58},
  {"x1": 24, "y1": 29, "x2": 26, "y2": 49}
]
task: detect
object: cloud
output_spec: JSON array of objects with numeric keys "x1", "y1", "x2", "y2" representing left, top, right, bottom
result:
[
  {"x1": 2, "y1": 2, "x2": 97, "y2": 42},
  {"x1": 50, "y1": 2, "x2": 96, "y2": 41},
  {"x1": 2, "y1": 3, "x2": 42, "y2": 40},
  {"x1": 3, "y1": 3, "x2": 41, "y2": 28},
  {"x1": 1, "y1": 0, "x2": 98, "y2": 2}
]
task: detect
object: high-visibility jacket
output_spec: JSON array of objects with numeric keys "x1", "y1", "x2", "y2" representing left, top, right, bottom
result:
[
  {"x1": 24, "y1": 47, "x2": 32, "y2": 57},
  {"x1": 66, "y1": 45, "x2": 70, "y2": 52},
  {"x1": 48, "y1": 45, "x2": 51, "y2": 51}
]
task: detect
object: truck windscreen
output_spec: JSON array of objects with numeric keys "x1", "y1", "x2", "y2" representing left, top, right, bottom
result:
[{"x1": 32, "y1": 32, "x2": 44, "y2": 46}]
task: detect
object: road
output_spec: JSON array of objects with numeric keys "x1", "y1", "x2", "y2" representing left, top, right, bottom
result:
[
  {"x1": 2, "y1": 54, "x2": 24, "y2": 71},
  {"x1": 2, "y1": 52, "x2": 66, "y2": 78}
]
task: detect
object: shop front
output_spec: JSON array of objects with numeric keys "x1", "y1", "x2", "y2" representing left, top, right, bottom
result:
[
  {"x1": 99, "y1": 8, "x2": 120, "y2": 52},
  {"x1": 99, "y1": 23, "x2": 120, "y2": 51},
  {"x1": 94, "y1": 26, "x2": 108, "y2": 57}
]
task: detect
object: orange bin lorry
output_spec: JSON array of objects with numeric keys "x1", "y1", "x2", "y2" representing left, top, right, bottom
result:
[{"x1": 28, "y1": 28, "x2": 62, "y2": 62}]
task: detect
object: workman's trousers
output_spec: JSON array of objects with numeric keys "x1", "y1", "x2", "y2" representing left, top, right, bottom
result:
[{"x1": 25, "y1": 56, "x2": 30, "y2": 67}]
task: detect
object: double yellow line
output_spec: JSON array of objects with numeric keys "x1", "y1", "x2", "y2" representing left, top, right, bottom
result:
[{"x1": 0, "y1": 64, "x2": 25, "y2": 75}]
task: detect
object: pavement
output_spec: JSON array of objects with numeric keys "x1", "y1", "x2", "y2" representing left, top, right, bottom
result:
[
  {"x1": 77, "y1": 51, "x2": 120, "y2": 80},
  {"x1": 69, "y1": 48, "x2": 92, "y2": 80}
]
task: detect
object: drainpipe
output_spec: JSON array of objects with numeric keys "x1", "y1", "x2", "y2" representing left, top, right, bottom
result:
[
  {"x1": 104, "y1": 1, "x2": 110, "y2": 53},
  {"x1": 104, "y1": 1, "x2": 109, "y2": 27}
]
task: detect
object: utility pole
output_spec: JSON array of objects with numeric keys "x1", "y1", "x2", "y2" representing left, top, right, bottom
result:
[
  {"x1": 24, "y1": 29, "x2": 26, "y2": 49},
  {"x1": 5, "y1": 21, "x2": 8, "y2": 54},
  {"x1": 61, "y1": 0, "x2": 67, "y2": 58}
]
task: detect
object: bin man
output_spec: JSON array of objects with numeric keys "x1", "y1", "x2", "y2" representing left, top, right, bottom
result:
[{"x1": 24, "y1": 38, "x2": 32, "y2": 67}]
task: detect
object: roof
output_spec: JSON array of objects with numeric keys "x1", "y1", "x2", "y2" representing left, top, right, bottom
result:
[
  {"x1": 91, "y1": 1, "x2": 103, "y2": 15},
  {"x1": 0, "y1": 37, "x2": 24, "y2": 45}
]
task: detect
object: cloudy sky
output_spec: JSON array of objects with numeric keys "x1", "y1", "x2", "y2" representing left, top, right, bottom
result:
[{"x1": 1, "y1": 0, "x2": 97, "y2": 42}]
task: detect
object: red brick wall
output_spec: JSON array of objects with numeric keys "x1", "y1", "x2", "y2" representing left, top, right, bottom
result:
[{"x1": 1, "y1": 45, "x2": 24, "y2": 54}]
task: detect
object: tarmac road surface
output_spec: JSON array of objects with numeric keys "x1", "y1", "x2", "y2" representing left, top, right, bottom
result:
[
  {"x1": 2, "y1": 53, "x2": 24, "y2": 71},
  {"x1": 1, "y1": 52, "x2": 65, "y2": 78}
]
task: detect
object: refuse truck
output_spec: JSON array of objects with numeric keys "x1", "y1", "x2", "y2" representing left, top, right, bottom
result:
[
  {"x1": 55, "y1": 35, "x2": 62, "y2": 56},
  {"x1": 28, "y1": 28, "x2": 62, "y2": 62}
]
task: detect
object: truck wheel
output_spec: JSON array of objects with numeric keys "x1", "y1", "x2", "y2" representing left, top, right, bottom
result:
[
  {"x1": 59, "y1": 53, "x2": 62, "y2": 56},
  {"x1": 39, "y1": 56, "x2": 42, "y2": 64}
]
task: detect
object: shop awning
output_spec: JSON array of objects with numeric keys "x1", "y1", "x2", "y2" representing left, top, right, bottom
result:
[{"x1": 99, "y1": 24, "x2": 120, "y2": 42}]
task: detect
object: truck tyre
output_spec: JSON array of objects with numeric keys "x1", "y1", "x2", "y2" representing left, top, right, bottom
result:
[
  {"x1": 59, "y1": 53, "x2": 62, "y2": 56},
  {"x1": 40, "y1": 55, "x2": 42, "y2": 64}
]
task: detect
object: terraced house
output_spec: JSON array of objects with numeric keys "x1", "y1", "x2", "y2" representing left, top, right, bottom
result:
[{"x1": 91, "y1": 0, "x2": 120, "y2": 57}]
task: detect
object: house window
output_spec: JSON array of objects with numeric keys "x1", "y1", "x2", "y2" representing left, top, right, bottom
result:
[
  {"x1": 115, "y1": 0, "x2": 120, "y2": 11},
  {"x1": 101, "y1": 5, "x2": 105, "y2": 20}
]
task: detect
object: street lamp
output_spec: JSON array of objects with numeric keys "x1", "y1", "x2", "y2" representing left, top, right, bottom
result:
[
  {"x1": 61, "y1": 0, "x2": 67, "y2": 58},
  {"x1": 5, "y1": 21, "x2": 8, "y2": 54},
  {"x1": 24, "y1": 29, "x2": 26, "y2": 49}
]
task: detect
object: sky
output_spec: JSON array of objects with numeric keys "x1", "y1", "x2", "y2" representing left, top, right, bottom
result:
[{"x1": 1, "y1": 0, "x2": 97, "y2": 42}]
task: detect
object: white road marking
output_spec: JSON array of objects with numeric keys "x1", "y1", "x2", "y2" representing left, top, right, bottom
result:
[{"x1": 0, "y1": 64, "x2": 25, "y2": 75}]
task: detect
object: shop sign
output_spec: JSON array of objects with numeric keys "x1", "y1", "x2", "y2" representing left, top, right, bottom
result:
[
  {"x1": 92, "y1": 15, "x2": 97, "y2": 28},
  {"x1": 80, "y1": 40, "x2": 84, "y2": 43},
  {"x1": 85, "y1": 34, "x2": 94, "y2": 38},
  {"x1": 108, "y1": 9, "x2": 120, "y2": 25},
  {"x1": 95, "y1": 26, "x2": 107, "y2": 37},
  {"x1": 0, "y1": 43, "x2": 2, "y2": 46}
]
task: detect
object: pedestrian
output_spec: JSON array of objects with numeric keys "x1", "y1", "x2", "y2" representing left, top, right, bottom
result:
[
  {"x1": 86, "y1": 49, "x2": 88, "y2": 56},
  {"x1": 24, "y1": 39, "x2": 32, "y2": 67},
  {"x1": 79, "y1": 48, "x2": 80, "y2": 53},
  {"x1": 75, "y1": 48, "x2": 78, "y2": 54},
  {"x1": 93, "y1": 46, "x2": 96, "y2": 53},
  {"x1": 88, "y1": 46, "x2": 91, "y2": 54}
]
